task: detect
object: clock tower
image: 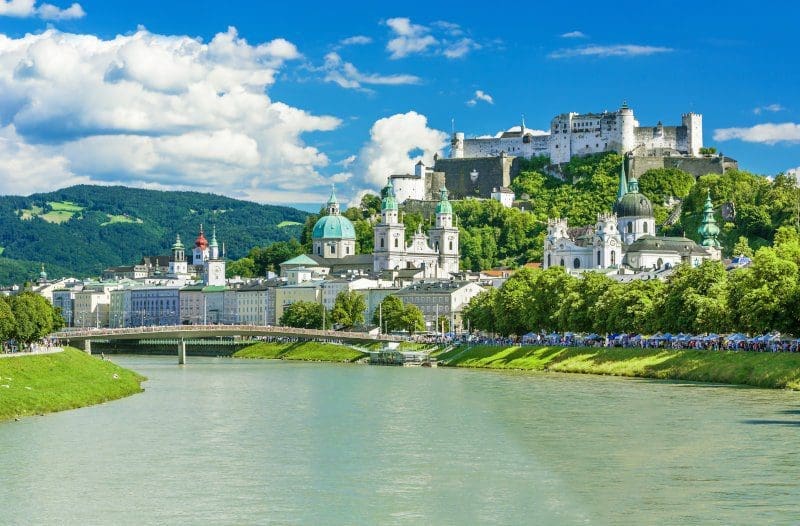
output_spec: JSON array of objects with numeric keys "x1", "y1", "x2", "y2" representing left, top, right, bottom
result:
[
  {"x1": 203, "y1": 226, "x2": 226, "y2": 286},
  {"x1": 373, "y1": 178, "x2": 407, "y2": 272}
]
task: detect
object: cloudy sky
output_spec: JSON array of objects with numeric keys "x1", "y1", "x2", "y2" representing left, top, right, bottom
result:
[{"x1": 0, "y1": 0, "x2": 798, "y2": 207}]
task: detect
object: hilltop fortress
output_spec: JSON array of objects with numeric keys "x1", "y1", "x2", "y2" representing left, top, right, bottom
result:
[
  {"x1": 451, "y1": 102, "x2": 702, "y2": 163},
  {"x1": 392, "y1": 102, "x2": 738, "y2": 201}
]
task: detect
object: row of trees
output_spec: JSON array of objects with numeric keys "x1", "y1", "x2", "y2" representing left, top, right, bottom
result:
[
  {"x1": 0, "y1": 292, "x2": 65, "y2": 348},
  {"x1": 463, "y1": 227, "x2": 800, "y2": 336},
  {"x1": 279, "y1": 291, "x2": 426, "y2": 333}
]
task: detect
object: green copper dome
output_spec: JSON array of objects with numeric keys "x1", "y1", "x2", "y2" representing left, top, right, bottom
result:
[
  {"x1": 614, "y1": 190, "x2": 653, "y2": 218},
  {"x1": 436, "y1": 186, "x2": 452, "y2": 215},
  {"x1": 172, "y1": 234, "x2": 185, "y2": 251},
  {"x1": 312, "y1": 214, "x2": 356, "y2": 240},
  {"x1": 381, "y1": 179, "x2": 398, "y2": 211}
]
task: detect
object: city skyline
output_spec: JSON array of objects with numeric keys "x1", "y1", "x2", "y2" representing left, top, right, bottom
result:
[{"x1": 0, "y1": 0, "x2": 797, "y2": 206}]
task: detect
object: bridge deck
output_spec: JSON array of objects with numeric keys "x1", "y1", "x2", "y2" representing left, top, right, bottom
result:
[{"x1": 53, "y1": 325, "x2": 403, "y2": 343}]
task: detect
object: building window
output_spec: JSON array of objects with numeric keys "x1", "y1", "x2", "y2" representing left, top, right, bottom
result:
[
  {"x1": 394, "y1": 238, "x2": 399, "y2": 248},
  {"x1": 331, "y1": 245, "x2": 336, "y2": 254},
  {"x1": 643, "y1": 221, "x2": 648, "y2": 233},
  {"x1": 380, "y1": 237, "x2": 384, "y2": 248},
  {"x1": 449, "y1": 241, "x2": 453, "y2": 251},
  {"x1": 611, "y1": 251, "x2": 616, "y2": 265},
  {"x1": 574, "y1": 258, "x2": 581, "y2": 269},
  {"x1": 317, "y1": 246, "x2": 321, "y2": 255},
  {"x1": 346, "y1": 246, "x2": 350, "y2": 255},
  {"x1": 560, "y1": 258, "x2": 564, "y2": 267},
  {"x1": 597, "y1": 250, "x2": 601, "y2": 266},
  {"x1": 547, "y1": 254, "x2": 551, "y2": 267},
  {"x1": 627, "y1": 222, "x2": 632, "y2": 234}
]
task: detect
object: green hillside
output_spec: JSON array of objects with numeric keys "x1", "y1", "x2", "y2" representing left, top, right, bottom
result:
[{"x1": 0, "y1": 185, "x2": 308, "y2": 285}]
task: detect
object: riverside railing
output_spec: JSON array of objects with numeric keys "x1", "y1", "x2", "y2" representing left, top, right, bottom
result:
[{"x1": 52, "y1": 324, "x2": 403, "y2": 343}]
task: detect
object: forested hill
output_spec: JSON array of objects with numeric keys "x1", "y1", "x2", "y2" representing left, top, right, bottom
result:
[{"x1": 0, "y1": 185, "x2": 308, "y2": 284}]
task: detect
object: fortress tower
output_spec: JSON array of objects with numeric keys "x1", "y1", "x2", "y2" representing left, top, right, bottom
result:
[
  {"x1": 617, "y1": 101, "x2": 636, "y2": 155},
  {"x1": 682, "y1": 112, "x2": 703, "y2": 156}
]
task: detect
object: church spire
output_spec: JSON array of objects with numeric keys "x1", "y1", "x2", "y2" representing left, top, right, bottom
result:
[
  {"x1": 617, "y1": 160, "x2": 628, "y2": 201},
  {"x1": 698, "y1": 189, "x2": 721, "y2": 248},
  {"x1": 326, "y1": 184, "x2": 340, "y2": 215}
]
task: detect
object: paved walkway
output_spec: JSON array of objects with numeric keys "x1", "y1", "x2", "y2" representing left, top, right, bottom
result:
[{"x1": 0, "y1": 346, "x2": 64, "y2": 359}]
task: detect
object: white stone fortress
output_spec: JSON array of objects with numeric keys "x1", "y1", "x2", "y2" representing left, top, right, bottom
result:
[{"x1": 451, "y1": 102, "x2": 703, "y2": 163}]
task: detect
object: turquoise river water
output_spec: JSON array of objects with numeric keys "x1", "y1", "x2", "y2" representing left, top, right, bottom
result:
[{"x1": 1, "y1": 355, "x2": 800, "y2": 525}]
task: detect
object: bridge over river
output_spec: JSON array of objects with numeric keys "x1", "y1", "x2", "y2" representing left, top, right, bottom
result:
[{"x1": 52, "y1": 325, "x2": 403, "y2": 364}]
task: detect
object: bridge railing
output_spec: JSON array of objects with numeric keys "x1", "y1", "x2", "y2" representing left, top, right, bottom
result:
[{"x1": 52, "y1": 324, "x2": 402, "y2": 342}]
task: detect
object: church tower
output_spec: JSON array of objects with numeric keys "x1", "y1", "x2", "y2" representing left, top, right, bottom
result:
[
  {"x1": 192, "y1": 225, "x2": 209, "y2": 266},
  {"x1": 373, "y1": 179, "x2": 407, "y2": 272},
  {"x1": 614, "y1": 162, "x2": 655, "y2": 245},
  {"x1": 428, "y1": 186, "x2": 460, "y2": 275},
  {"x1": 169, "y1": 234, "x2": 188, "y2": 277},
  {"x1": 204, "y1": 226, "x2": 226, "y2": 286},
  {"x1": 698, "y1": 189, "x2": 722, "y2": 261}
]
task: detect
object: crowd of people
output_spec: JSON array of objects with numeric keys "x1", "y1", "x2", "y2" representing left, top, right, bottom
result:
[{"x1": 414, "y1": 331, "x2": 800, "y2": 353}]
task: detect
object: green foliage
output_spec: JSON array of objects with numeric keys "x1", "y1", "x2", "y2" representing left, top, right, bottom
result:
[
  {"x1": 6, "y1": 292, "x2": 62, "y2": 347},
  {"x1": 0, "y1": 297, "x2": 15, "y2": 341},
  {"x1": 638, "y1": 167, "x2": 695, "y2": 203},
  {"x1": 372, "y1": 295, "x2": 405, "y2": 332},
  {"x1": 464, "y1": 237, "x2": 800, "y2": 336},
  {"x1": 401, "y1": 304, "x2": 426, "y2": 334},
  {"x1": 280, "y1": 301, "x2": 325, "y2": 329},
  {"x1": 226, "y1": 257, "x2": 256, "y2": 278},
  {"x1": 732, "y1": 236, "x2": 754, "y2": 258},
  {"x1": 699, "y1": 147, "x2": 717, "y2": 155},
  {"x1": 245, "y1": 239, "x2": 304, "y2": 275},
  {"x1": 330, "y1": 290, "x2": 367, "y2": 329},
  {"x1": 0, "y1": 185, "x2": 308, "y2": 285}
]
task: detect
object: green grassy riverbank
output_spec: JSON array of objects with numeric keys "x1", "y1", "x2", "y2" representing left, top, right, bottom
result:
[
  {"x1": 0, "y1": 348, "x2": 146, "y2": 422},
  {"x1": 234, "y1": 341, "x2": 366, "y2": 363},
  {"x1": 438, "y1": 345, "x2": 800, "y2": 390}
]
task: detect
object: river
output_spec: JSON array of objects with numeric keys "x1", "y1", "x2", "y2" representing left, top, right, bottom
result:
[{"x1": 2, "y1": 356, "x2": 799, "y2": 525}]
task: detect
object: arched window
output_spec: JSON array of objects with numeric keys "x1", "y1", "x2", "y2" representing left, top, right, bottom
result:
[
  {"x1": 627, "y1": 222, "x2": 633, "y2": 234},
  {"x1": 643, "y1": 221, "x2": 648, "y2": 233},
  {"x1": 380, "y1": 237, "x2": 384, "y2": 248},
  {"x1": 331, "y1": 245, "x2": 336, "y2": 254},
  {"x1": 573, "y1": 258, "x2": 581, "y2": 269},
  {"x1": 346, "y1": 246, "x2": 350, "y2": 255},
  {"x1": 449, "y1": 241, "x2": 453, "y2": 251},
  {"x1": 611, "y1": 250, "x2": 616, "y2": 265},
  {"x1": 317, "y1": 246, "x2": 321, "y2": 255},
  {"x1": 435, "y1": 242, "x2": 439, "y2": 251},
  {"x1": 547, "y1": 254, "x2": 551, "y2": 267},
  {"x1": 597, "y1": 250, "x2": 601, "y2": 266},
  {"x1": 394, "y1": 238, "x2": 399, "y2": 248},
  {"x1": 560, "y1": 258, "x2": 565, "y2": 267}
]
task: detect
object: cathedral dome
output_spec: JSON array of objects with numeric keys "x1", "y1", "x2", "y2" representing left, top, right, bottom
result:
[
  {"x1": 614, "y1": 191, "x2": 653, "y2": 218},
  {"x1": 312, "y1": 214, "x2": 356, "y2": 240}
]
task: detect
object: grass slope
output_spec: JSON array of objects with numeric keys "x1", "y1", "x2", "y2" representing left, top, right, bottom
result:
[
  {"x1": 234, "y1": 341, "x2": 366, "y2": 363},
  {"x1": 439, "y1": 345, "x2": 800, "y2": 390},
  {"x1": 0, "y1": 348, "x2": 146, "y2": 421}
]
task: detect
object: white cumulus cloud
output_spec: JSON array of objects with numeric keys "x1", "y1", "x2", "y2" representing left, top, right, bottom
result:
[
  {"x1": 321, "y1": 51, "x2": 421, "y2": 91},
  {"x1": 549, "y1": 44, "x2": 673, "y2": 59},
  {"x1": 713, "y1": 123, "x2": 800, "y2": 145},
  {"x1": 0, "y1": 0, "x2": 84, "y2": 19},
  {"x1": 560, "y1": 31, "x2": 587, "y2": 39},
  {"x1": 358, "y1": 111, "x2": 447, "y2": 188},
  {"x1": 0, "y1": 27, "x2": 343, "y2": 202},
  {"x1": 385, "y1": 17, "x2": 479, "y2": 60},
  {"x1": 337, "y1": 35, "x2": 372, "y2": 47},
  {"x1": 466, "y1": 89, "x2": 493, "y2": 106}
]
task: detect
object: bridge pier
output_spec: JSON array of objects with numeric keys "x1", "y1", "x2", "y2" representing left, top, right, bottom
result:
[
  {"x1": 178, "y1": 339, "x2": 186, "y2": 365},
  {"x1": 72, "y1": 339, "x2": 92, "y2": 354}
]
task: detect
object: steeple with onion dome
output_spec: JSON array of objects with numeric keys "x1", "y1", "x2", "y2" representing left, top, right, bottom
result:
[{"x1": 698, "y1": 189, "x2": 721, "y2": 250}]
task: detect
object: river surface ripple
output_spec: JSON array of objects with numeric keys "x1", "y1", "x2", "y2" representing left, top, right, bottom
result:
[{"x1": 1, "y1": 355, "x2": 799, "y2": 525}]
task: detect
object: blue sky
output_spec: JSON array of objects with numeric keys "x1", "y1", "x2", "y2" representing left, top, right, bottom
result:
[{"x1": 0, "y1": 0, "x2": 798, "y2": 207}]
